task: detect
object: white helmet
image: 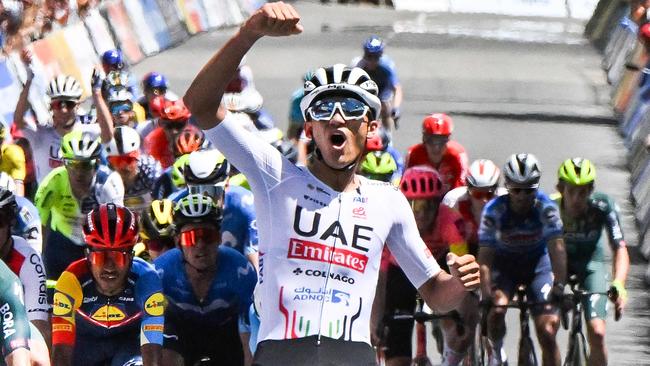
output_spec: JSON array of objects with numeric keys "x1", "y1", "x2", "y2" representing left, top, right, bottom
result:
[
  {"x1": 104, "y1": 126, "x2": 140, "y2": 157},
  {"x1": 503, "y1": 153, "x2": 541, "y2": 188},
  {"x1": 185, "y1": 149, "x2": 230, "y2": 185},
  {"x1": 300, "y1": 64, "x2": 381, "y2": 122},
  {"x1": 47, "y1": 75, "x2": 83, "y2": 101},
  {"x1": 467, "y1": 159, "x2": 500, "y2": 188},
  {"x1": 223, "y1": 89, "x2": 263, "y2": 113},
  {"x1": 106, "y1": 87, "x2": 134, "y2": 104},
  {"x1": 0, "y1": 172, "x2": 16, "y2": 193}
]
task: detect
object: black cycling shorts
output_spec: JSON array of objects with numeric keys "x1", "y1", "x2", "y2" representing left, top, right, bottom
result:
[
  {"x1": 163, "y1": 317, "x2": 243, "y2": 366},
  {"x1": 253, "y1": 335, "x2": 376, "y2": 366}
]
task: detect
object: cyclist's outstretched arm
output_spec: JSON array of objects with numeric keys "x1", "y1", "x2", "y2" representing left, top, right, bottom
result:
[
  {"x1": 13, "y1": 50, "x2": 34, "y2": 131},
  {"x1": 91, "y1": 69, "x2": 114, "y2": 143},
  {"x1": 184, "y1": 2, "x2": 302, "y2": 129},
  {"x1": 418, "y1": 253, "x2": 480, "y2": 313},
  {"x1": 547, "y1": 236, "x2": 567, "y2": 285}
]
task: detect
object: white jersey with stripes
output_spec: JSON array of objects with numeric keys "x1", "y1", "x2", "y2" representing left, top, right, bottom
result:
[{"x1": 205, "y1": 115, "x2": 440, "y2": 345}]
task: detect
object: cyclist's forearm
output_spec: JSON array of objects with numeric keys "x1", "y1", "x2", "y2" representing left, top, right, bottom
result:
[
  {"x1": 13, "y1": 79, "x2": 33, "y2": 130},
  {"x1": 548, "y1": 237, "x2": 567, "y2": 284},
  {"x1": 419, "y1": 272, "x2": 467, "y2": 313},
  {"x1": 92, "y1": 90, "x2": 114, "y2": 144},
  {"x1": 141, "y1": 343, "x2": 162, "y2": 366},
  {"x1": 613, "y1": 246, "x2": 630, "y2": 284},
  {"x1": 4, "y1": 348, "x2": 30, "y2": 366},
  {"x1": 51, "y1": 345, "x2": 74, "y2": 366},
  {"x1": 185, "y1": 30, "x2": 260, "y2": 130},
  {"x1": 393, "y1": 84, "x2": 403, "y2": 108},
  {"x1": 477, "y1": 246, "x2": 493, "y2": 299}
]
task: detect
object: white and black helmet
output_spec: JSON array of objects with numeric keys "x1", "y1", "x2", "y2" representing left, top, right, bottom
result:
[
  {"x1": 503, "y1": 153, "x2": 541, "y2": 188},
  {"x1": 299, "y1": 64, "x2": 381, "y2": 122},
  {"x1": 104, "y1": 126, "x2": 140, "y2": 157},
  {"x1": 47, "y1": 75, "x2": 83, "y2": 101},
  {"x1": 184, "y1": 149, "x2": 230, "y2": 186}
]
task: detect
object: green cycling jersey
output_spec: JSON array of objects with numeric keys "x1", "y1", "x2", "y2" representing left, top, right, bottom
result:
[
  {"x1": 553, "y1": 191, "x2": 625, "y2": 273},
  {"x1": 0, "y1": 261, "x2": 30, "y2": 361},
  {"x1": 34, "y1": 166, "x2": 124, "y2": 245}
]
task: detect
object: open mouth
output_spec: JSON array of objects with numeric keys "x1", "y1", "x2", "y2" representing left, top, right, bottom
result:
[
  {"x1": 330, "y1": 132, "x2": 346, "y2": 149},
  {"x1": 101, "y1": 273, "x2": 118, "y2": 280}
]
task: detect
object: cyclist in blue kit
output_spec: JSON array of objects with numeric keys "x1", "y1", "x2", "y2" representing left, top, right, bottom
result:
[
  {"x1": 478, "y1": 153, "x2": 567, "y2": 366},
  {"x1": 183, "y1": 3, "x2": 480, "y2": 365},
  {"x1": 154, "y1": 194, "x2": 256, "y2": 366}
]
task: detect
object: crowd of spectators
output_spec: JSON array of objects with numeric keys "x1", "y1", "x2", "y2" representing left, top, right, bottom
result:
[{"x1": 0, "y1": 0, "x2": 100, "y2": 55}]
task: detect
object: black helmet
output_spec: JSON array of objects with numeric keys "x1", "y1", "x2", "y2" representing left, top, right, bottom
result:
[{"x1": 0, "y1": 187, "x2": 17, "y2": 225}]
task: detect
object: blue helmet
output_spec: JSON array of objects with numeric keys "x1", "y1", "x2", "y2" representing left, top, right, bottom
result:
[
  {"x1": 101, "y1": 49, "x2": 124, "y2": 70},
  {"x1": 363, "y1": 35, "x2": 384, "y2": 54},
  {"x1": 142, "y1": 72, "x2": 168, "y2": 91}
]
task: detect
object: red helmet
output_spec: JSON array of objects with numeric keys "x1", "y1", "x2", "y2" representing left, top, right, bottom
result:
[
  {"x1": 160, "y1": 99, "x2": 191, "y2": 122},
  {"x1": 400, "y1": 165, "x2": 444, "y2": 200},
  {"x1": 83, "y1": 203, "x2": 139, "y2": 250},
  {"x1": 422, "y1": 113, "x2": 453, "y2": 136},
  {"x1": 365, "y1": 134, "x2": 384, "y2": 152},
  {"x1": 175, "y1": 126, "x2": 205, "y2": 155}
]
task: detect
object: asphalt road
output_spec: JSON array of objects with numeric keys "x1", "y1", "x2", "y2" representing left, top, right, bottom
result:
[{"x1": 133, "y1": 2, "x2": 650, "y2": 364}]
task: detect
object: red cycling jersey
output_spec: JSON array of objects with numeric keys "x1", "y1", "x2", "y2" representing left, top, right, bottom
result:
[
  {"x1": 143, "y1": 127, "x2": 174, "y2": 169},
  {"x1": 405, "y1": 140, "x2": 469, "y2": 193},
  {"x1": 381, "y1": 206, "x2": 466, "y2": 271}
]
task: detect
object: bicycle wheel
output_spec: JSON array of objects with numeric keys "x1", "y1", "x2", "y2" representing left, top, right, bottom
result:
[
  {"x1": 463, "y1": 326, "x2": 485, "y2": 366},
  {"x1": 568, "y1": 333, "x2": 588, "y2": 366},
  {"x1": 518, "y1": 336, "x2": 538, "y2": 366}
]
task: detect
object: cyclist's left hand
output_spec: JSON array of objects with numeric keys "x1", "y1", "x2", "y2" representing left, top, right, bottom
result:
[{"x1": 447, "y1": 253, "x2": 480, "y2": 291}]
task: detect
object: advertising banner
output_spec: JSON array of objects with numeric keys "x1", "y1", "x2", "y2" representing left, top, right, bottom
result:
[
  {"x1": 83, "y1": 8, "x2": 117, "y2": 56},
  {"x1": 155, "y1": 0, "x2": 189, "y2": 46},
  {"x1": 176, "y1": 0, "x2": 209, "y2": 34},
  {"x1": 122, "y1": 0, "x2": 162, "y2": 55},
  {"x1": 102, "y1": 0, "x2": 145, "y2": 64}
]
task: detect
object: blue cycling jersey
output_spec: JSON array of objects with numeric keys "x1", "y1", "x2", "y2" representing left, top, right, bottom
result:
[
  {"x1": 153, "y1": 247, "x2": 257, "y2": 332},
  {"x1": 352, "y1": 55, "x2": 400, "y2": 101},
  {"x1": 478, "y1": 191, "x2": 563, "y2": 256},
  {"x1": 13, "y1": 196, "x2": 41, "y2": 251},
  {"x1": 168, "y1": 185, "x2": 259, "y2": 256}
]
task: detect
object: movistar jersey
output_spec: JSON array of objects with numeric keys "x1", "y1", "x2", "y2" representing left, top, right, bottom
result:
[
  {"x1": 154, "y1": 247, "x2": 256, "y2": 331},
  {"x1": 553, "y1": 192, "x2": 625, "y2": 272},
  {"x1": 205, "y1": 115, "x2": 439, "y2": 345},
  {"x1": 478, "y1": 191, "x2": 563, "y2": 256},
  {"x1": 51, "y1": 257, "x2": 164, "y2": 347},
  {"x1": 34, "y1": 165, "x2": 124, "y2": 245},
  {"x1": 169, "y1": 185, "x2": 258, "y2": 256}
]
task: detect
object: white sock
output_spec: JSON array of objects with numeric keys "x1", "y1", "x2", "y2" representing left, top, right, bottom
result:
[{"x1": 441, "y1": 344, "x2": 465, "y2": 366}]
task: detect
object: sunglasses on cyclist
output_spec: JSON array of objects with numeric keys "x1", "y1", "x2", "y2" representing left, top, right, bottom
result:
[
  {"x1": 507, "y1": 187, "x2": 537, "y2": 195},
  {"x1": 51, "y1": 100, "x2": 78, "y2": 110},
  {"x1": 110, "y1": 102, "x2": 133, "y2": 115},
  {"x1": 188, "y1": 184, "x2": 225, "y2": 203},
  {"x1": 179, "y1": 226, "x2": 220, "y2": 247},
  {"x1": 469, "y1": 187, "x2": 497, "y2": 200},
  {"x1": 87, "y1": 249, "x2": 132, "y2": 268},
  {"x1": 160, "y1": 120, "x2": 187, "y2": 131},
  {"x1": 307, "y1": 97, "x2": 370, "y2": 122},
  {"x1": 423, "y1": 135, "x2": 450, "y2": 147},
  {"x1": 107, "y1": 151, "x2": 139, "y2": 169},
  {"x1": 63, "y1": 159, "x2": 97, "y2": 171}
]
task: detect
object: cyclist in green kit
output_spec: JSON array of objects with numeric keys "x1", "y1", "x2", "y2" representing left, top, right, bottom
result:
[{"x1": 553, "y1": 158, "x2": 629, "y2": 366}]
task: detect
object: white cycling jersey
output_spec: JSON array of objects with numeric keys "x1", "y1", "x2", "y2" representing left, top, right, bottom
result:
[
  {"x1": 205, "y1": 115, "x2": 440, "y2": 345},
  {"x1": 4, "y1": 236, "x2": 48, "y2": 322},
  {"x1": 21, "y1": 123, "x2": 100, "y2": 184}
]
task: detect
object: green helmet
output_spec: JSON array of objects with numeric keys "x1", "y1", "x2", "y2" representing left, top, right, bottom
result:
[
  {"x1": 60, "y1": 130, "x2": 102, "y2": 160},
  {"x1": 558, "y1": 158, "x2": 596, "y2": 186},
  {"x1": 360, "y1": 151, "x2": 397, "y2": 182},
  {"x1": 171, "y1": 154, "x2": 190, "y2": 188},
  {"x1": 173, "y1": 194, "x2": 223, "y2": 230}
]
